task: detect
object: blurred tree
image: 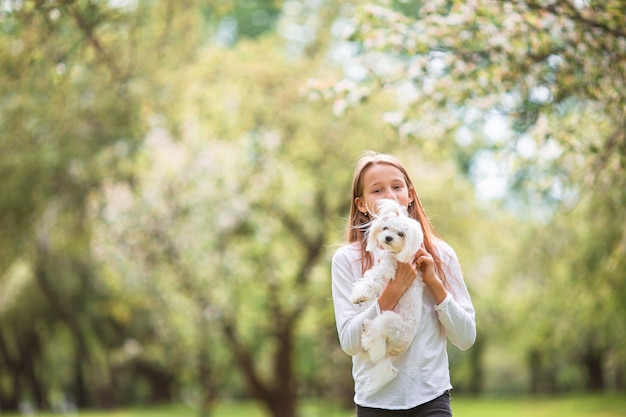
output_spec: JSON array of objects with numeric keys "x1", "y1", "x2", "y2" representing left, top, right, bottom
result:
[
  {"x1": 313, "y1": 0, "x2": 626, "y2": 394},
  {"x1": 0, "y1": 0, "x2": 359, "y2": 412},
  {"x1": 0, "y1": 0, "x2": 207, "y2": 410},
  {"x1": 493, "y1": 180, "x2": 626, "y2": 393},
  {"x1": 1, "y1": 0, "x2": 582, "y2": 412},
  {"x1": 206, "y1": 0, "x2": 282, "y2": 46},
  {"x1": 323, "y1": 0, "x2": 626, "y2": 198},
  {"x1": 90, "y1": 31, "x2": 409, "y2": 416},
  {"x1": 0, "y1": 1, "x2": 143, "y2": 409}
]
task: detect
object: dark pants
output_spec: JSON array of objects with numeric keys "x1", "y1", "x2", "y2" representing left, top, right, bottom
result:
[{"x1": 356, "y1": 391, "x2": 452, "y2": 417}]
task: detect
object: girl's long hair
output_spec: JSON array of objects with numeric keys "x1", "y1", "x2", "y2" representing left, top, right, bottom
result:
[{"x1": 346, "y1": 151, "x2": 447, "y2": 286}]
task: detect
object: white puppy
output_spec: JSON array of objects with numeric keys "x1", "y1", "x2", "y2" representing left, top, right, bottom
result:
[{"x1": 351, "y1": 199, "x2": 424, "y2": 395}]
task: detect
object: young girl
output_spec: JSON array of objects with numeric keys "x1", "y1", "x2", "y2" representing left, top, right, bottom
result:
[{"x1": 331, "y1": 151, "x2": 476, "y2": 417}]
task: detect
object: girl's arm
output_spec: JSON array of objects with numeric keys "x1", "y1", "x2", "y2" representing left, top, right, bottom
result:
[
  {"x1": 331, "y1": 249, "x2": 378, "y2": 356},
  {"x1": 433, "y1": 242, "x2": 476, "y2": 350}
]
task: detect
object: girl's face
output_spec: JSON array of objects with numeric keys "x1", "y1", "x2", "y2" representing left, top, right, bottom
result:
[{"x1": 355, "y1": 163, "x2": 414, "y2": 216}]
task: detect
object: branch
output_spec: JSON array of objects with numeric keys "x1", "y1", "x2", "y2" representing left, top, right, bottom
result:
[
  {"x1": 220, "y1": 315, "x2": 271, "y2": 400},
  {"x1": 271, "y1": 190, "x2": 327, "y2": 287},
  {"x1": 63, "y1": 0, "x2": 128, "y2": 83},
  {"x1": 522, "y1": 0, "x2": 626, "y2": 38}
]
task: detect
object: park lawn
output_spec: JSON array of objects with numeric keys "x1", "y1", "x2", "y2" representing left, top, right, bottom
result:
[
  {"x1": 450, "y1": 394, "x2": 626, "y2": 417},
  {"x1": 2, "y1": 394, "x2": 625, "y2": 417}
]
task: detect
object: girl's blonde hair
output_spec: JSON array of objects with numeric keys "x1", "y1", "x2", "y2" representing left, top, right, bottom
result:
[{"x1": 347, "y1": 151, "x2": 447, "y2": 285}]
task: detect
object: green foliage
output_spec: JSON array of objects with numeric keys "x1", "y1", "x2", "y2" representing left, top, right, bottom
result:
[
  {"x1": 89, "y1": 32, "x2": 427, "y2": 411},
  {"x1": 0, "y1": 0, "x2": 212, "y2": 409},
  {"x1": 325, "y1": 0, "x2": 626, "y2": 205},
  {"x1": 2, "y1": 0, "x2": 626, "y2": 412},
  {"x1": 321, "y1": 0, "x2": 626, "y2": 395}
]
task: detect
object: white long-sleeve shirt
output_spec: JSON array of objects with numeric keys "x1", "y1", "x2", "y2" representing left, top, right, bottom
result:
[{"x1": 331, "y1": 240, "x2": 476, "y2": 409}]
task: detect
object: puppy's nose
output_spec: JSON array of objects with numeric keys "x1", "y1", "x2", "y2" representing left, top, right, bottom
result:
[{"x1": 385, "y1": 236, "x2": 393, "y2": 242}]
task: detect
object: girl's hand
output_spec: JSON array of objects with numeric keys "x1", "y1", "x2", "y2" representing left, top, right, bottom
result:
[
  {"x1": 377, "y1": 261, "x2": 419, "y2": 311},
  {"x1": 413, "y1": 246, "x2": 448, "y2": 304},
  {"x1": 413, "y1": 247, "x2": 437, "y2": 285},
  {"x1": 394, "y1": 260, "x2": 420, "y2": 289}
]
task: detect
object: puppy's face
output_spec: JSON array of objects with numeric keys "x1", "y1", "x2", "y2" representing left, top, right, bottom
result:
[
  {"x1": 366, "y1": 210, "x2": 424, "y2": 263},
  {"x1": 372, "y1": 216, "x2": 409, "y2": 254}
]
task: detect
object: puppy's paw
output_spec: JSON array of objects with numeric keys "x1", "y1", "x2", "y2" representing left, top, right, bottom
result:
[
  {"x1": 351, "y1": 292, "x2": 368, "y2": 304},
  {"x1": 367, "y1": 338, "x2": 388, "y2": 363},
  {"x1": 351, "y1": 281, "x2": 377, "y2": 304},
  {"x1": 362, "y1": 327, "x2": 387, "y2": 363}
]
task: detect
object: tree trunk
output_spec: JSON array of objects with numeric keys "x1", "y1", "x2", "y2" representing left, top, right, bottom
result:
[
  {"x1": 20, "y1": 330, "x2": 47, "y2": 409},
  {"x1": 266, "y1": 394, "x2": 297, "y2": 417},
  {"x1": 0, "y1": 333, "x2": 20, "y2": 411},
  {"x1": 266, "y1": 326, "x2": 297, "y2": 417},
  {"x1": 527, "y1": 349, "x2": 542, "y2": 395},
  {"x1": 198, "y1": 322, "x2": 218, "y2": 417},
  {"x1": 34, "y1": 244, "x2": 94, "y2": 407},
  {"x1": 582, "y1": 346, "x2": 605, "y2": 391},
  {"x1": 222, "y1": 315, "x2": 299, "y2": 417},
  {"x1": 73, "y1": 341, "x2": 90, "y2": 407},
  {"x1": 467, "y1": 333, "x2": 484, "y2": 395},
  {"x1": 527, "y1": 349, "x2": 557, "y2": 394}
]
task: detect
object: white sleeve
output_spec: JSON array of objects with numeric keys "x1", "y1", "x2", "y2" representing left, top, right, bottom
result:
[
  {"x1": 434, "y1": 243, "x2": 476, "y2": 351},
  {"x1": 331, "y1": 248, "x2": 379, "y2": 356}
]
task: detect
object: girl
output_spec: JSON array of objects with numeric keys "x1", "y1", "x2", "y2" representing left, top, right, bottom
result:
[{"x1": 331, "y1": 151, "x2": 476, "y2": 417}]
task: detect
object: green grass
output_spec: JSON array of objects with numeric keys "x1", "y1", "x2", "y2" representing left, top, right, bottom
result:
[
  {"x1": 451, "y1": 394, "x2": 626, "y2": 417},
  {"x1": 2, "y1": 394, "x2": 625, "y2": 417}
]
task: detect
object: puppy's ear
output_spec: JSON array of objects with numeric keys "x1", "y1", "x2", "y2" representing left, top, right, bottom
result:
[
  {"x1": 376, "y1": 199, "x2": 400, "y2": 216},
  {"x1": 396, "y1": 220, "x2": 424, "y2": 263},
  {"x1": 365, "y1": 221, "x2": 381, "y2": 252}
]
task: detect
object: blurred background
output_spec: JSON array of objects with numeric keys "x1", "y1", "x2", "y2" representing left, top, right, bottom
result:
[{"x1": 1, "y1": 1, "x2": 625, "y2": 416}]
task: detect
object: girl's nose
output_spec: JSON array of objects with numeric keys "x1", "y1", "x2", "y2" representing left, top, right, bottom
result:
[{"x1": 384, "y1": 189, "x2": 398, "y2": 201}]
